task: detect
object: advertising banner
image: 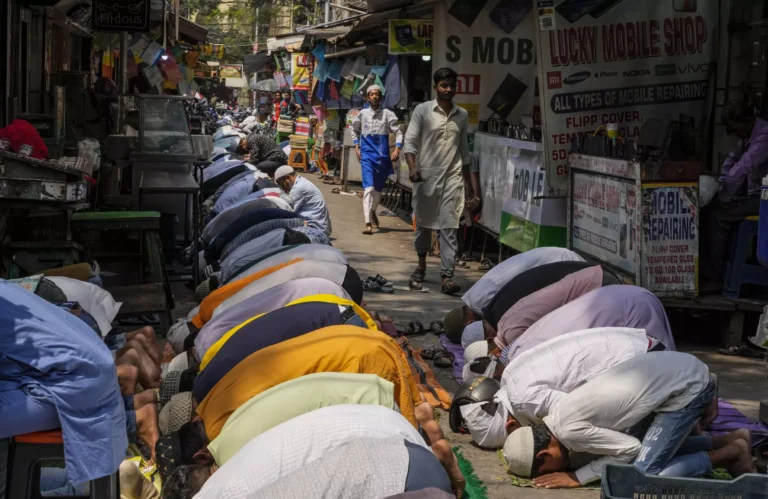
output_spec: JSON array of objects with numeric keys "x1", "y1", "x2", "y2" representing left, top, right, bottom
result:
[
  {"x1": 640, "y1": 183, "x2": 698, "y2": 296},
  {"x1": 535, "y1": 0, "x2": 718, "y2": 190},
  {"x1": 476, "y1": 132, "x2": 566, "y2": 251},
  {"x1": 389, "y1": 20, "x2": 434, "y2": 55},
  {"x1": 433, "y1": 0, "x2": 539, "y2": 133},
  {"x1": 571, "y1": 172, "x2": 638, "y2": 274}
]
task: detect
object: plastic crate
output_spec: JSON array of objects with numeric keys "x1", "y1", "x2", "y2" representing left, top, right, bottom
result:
[{"x1": 601, "y1": 465, "x2": 768, "y2": 499}]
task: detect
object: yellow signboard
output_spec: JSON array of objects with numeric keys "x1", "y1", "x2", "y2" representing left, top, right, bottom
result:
[
  {"x1": 389, "y1": 19, "x2": 433, "y2": 55},
  {"x1": 457, "y1": 103, "x2": 479, "y2": 124}
]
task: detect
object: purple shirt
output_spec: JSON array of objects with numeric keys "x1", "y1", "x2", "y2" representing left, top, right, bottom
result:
[
  {"x1": 719, "y1": 117, "x2": 768, "y2": 201},
  {"x1": 504, "y1": 285, "x2": 675, "y2": 363}
]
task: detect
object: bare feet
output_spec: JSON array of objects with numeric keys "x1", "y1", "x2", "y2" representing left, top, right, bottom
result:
[
  {"x1": 117, "y1": 342, "x2": 161, "y2": 389},
  {"x1": 136, "y1": 404, "x2": 161, "y2": 463},
  {"x1": 126, "y1": 328, "x2": 162, "y2": 366},
  {"x1": 431, "y1": 439, "x2": 466, "y2": 498},
  {"x1": 117, "y1": 364, "x2": 139, "y2": 396},
  {"x1": 134, "y1": 390, "x2": 158, "y2": 410}
]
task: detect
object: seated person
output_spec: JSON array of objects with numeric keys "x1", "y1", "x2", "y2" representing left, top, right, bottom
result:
[
  {"x1": 492, "y1": 265, "x2": 612, "y2": 352},
  {"x1": 502, "y1": 352, "x2": 751, "y2": 487},
  {"x1": 193, "y1": 299, "x2": 376, "y2": 400},
  {"x1": 700, "y1": 100, "x2": 768, "y2": 293},
  {"x1": 245, "y1": 132, "x2": 288, "y2": 165},
  {"x1": 161, "y1": 404, "x2": 463, "y2": 499},
  {"x1": 274, "y1": 165, "x2": 333, "y2": 236},
  {"x1": 500, "y1": 285, "x2": 675, "y2": 363},
  {"x1": 0, "y1": 281, "x2": 128, "y2": 486},
  {"x1": 444, "y1": 247, "x2": 585, "y2": 343},
  {"x1": 457, "y1": 327, "x2": 659, "y2": 449},
  {"x1": 196, "y1": 325, "x2": 424, "y2": 439}
]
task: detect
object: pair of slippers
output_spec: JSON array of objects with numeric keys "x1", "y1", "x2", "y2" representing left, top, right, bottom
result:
[
  {"x1": 421, "y1": 345, "x2": 455, "y2": 368},
  {"x1": 402, "y1": 320, "x2": 445, "y2": 336},
  {"x1": 363, "y1": 275, "x2": 394, "y2": 293}
]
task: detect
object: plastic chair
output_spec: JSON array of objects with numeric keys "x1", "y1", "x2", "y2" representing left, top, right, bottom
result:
[
  {"x1": 6, "y1": 430, "x2": 119, "y2": 499},
  {"x1": 723, "y1": 216, "x2": 768, "y2": 299}
]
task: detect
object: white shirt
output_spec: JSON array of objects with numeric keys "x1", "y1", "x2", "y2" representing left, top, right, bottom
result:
[
  {"x1": 402, "y1": 100, "x2": 470, "y2": 230},
  {"x1": 211, "y1": 261, "x2": 349, "y2": 318},
  {"x1": 461, "y1": 248, "x2": 585, "y2": 315},
  {"x1": 498, "y1": 327, "x2": 650, "y2": 427},
  {"x1": 543, "y1": 352, "x2": 711, "y2": 485},
  {"x1": 194, "y1": 405, "x2": 427, "y2": 498},
  {"x1": 289, "y1": 176, "x2": 333, "y2": 236}
]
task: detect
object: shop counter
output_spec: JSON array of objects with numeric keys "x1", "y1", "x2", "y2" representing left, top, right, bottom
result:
[{"x1": 567, "y1": 153, "x2": 700, "y2": 297}]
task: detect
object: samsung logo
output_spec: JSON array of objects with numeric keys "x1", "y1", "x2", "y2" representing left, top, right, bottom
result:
[{"x1": 564, "y1": 71, "x2": 590, "y2": 85}]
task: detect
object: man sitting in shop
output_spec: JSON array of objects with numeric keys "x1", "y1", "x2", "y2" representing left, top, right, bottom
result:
[
  {"x1": 700, "y1": 100, "x2": 768, "y2": 293},
  {"x1": 274, "y1": 165, "x2": 333, "y2": 236}
]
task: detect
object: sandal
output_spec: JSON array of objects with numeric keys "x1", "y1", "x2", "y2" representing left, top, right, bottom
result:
[
  {"x1": 363, "y1": 277, "x2": 394, "y2": 293},
  {"x1": 420, "y1": 346, "x2": 446, "y2": 360},
  {"x1": 441, "y1": 279, "x2": 462, "y2": 295},
  {"x1": 362, "y1": 224, "x2": 373, "y2": 235},
  {"x1": 429, "y1": 321, "x2": 445, "y2": 335},
  {"x1": 332, "y1": 188, "x2": 341, "y2": 194},
  {"x1": 433, "y1": 350, "x2": 455, "y2": 368},
  {"x1": 480, "y1": 258, "x2": 494, "y2": 271},
  {"x1": 406, "y1": 321, "x2": 425, "y2": 335},
  {"x1": 410, "y1": 268, "x2": 426, "y2": 283},
  {"x1": 372, "y1": 274, "x2": 389, "y2": 286}
]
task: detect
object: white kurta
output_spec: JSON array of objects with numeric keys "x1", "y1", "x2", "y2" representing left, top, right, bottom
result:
[{"x1": 403, "y1": 99, "x2": 470, "y2": 229}]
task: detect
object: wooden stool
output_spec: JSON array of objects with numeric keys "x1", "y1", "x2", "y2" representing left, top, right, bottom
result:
[
  {"x1": 288, "y1": 149, "x2": 308, "y2": 171},
  {"x1": 6, "y1": 430, "x2": 119, "y2": 499}
]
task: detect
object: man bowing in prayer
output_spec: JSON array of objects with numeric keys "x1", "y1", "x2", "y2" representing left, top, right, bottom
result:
[
  {"x1": 351, "y1": 85, "x2": 403, "y2": 235},
  {"x1": 403, "y1": 68, "x2": 475, "y2": 295}
]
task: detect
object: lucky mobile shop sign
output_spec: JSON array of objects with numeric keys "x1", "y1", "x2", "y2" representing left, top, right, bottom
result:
[{"x1": 535, "y1": 0, "x2": 717, "y2": 190}]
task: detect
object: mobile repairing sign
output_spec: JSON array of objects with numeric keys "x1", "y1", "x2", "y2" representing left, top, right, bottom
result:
[
  {"x1": 640, "y1": 183, "x2": 698, "y2": 296},
  {"x1": 535, "y1": 0, "x2": 717, "y2": 190},
  {"x1": 433, "y1": 0, "x2": 539, "y2": 133}
]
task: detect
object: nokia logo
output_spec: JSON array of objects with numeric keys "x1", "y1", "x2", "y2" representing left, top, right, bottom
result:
[
  {"x1": 622, "y1": 69, "x2": 651, "y2": 77},
  {"x1": 564, "y1": 71, "x2": 590, "y2": 85}
]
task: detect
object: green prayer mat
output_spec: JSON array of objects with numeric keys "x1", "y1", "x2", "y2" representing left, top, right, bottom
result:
[
  {"x1": 453, "y1": 447, "x2": 488, "y2": 499},
  {"x1": 496, "y1": 449, "x2": 601, "y2": 490}
]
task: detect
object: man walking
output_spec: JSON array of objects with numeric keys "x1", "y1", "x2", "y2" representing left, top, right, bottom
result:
[
  {"x1": 404, "y1": 68, "x2": 475, "y2": 294},
  {"x1": 351, "y1": 85, "x2": 403, "y2": 235}
]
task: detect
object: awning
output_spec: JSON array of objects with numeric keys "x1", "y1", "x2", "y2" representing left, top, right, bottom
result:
[
  {"x1": 225, "y1": 77, "x2": 249, "y2": 89},
  {"x1": 243, "y1": 52, "x2": 272, "y2": 74},
  {"x1": 344, "y1": 1, "x2": 433, "y2": 43},
  {"x1": 266, "y1": 34, "x2": 306, "y2": 54},
  {"x1": 178, "y1": 16, "x2": 208, "y2": 44},
  {"x1": 366, "y1": 0, "x2": 415, "y2": 13}
]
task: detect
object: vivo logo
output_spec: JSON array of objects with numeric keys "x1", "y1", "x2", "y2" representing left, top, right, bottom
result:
[{"x1": 677, "y1": 63, "x2": 710, "y2": 74}]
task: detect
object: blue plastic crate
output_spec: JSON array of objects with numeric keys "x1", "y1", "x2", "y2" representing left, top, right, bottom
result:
[{"x1": 601, "y1": 465, "x2": 768, "y2": 499}]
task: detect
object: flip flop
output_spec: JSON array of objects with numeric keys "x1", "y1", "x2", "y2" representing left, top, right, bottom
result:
[
  {"x1": 332, "y1": 188, "x2": 341, "y2": 194},
  {"x1": 433, "y1": 350, "x2": 455, "y2": 368},
  {"x1": 406, "y1": 321, "x2": 425, "y2": 335},
  {"x1": 420, "y1": 346, "x2": 446, "y2": 360},
  {"x1": 429, "y1": 321, "x2": 446, "y2": 335},
  {"x1": 363, "y1": 277, "x2": 394, "y2": 293},
  {"x1": 480, "y1": 258, "x2": 494, "y2": 271},
  {"x1": 441, "y1": 279, "x2": 462, "y2": 295},
  {"x1": 372, "y1": 274, "x2": 389, "y2": 286}
]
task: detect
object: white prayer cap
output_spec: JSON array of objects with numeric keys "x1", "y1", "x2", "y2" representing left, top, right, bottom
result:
[
  {"x1": 274, "y1": 165, "x2": 295, "y2": 181},
  {"x1": 461, "y1": 321, "x2": 485, "y2": 348},
  {"x1": 464, "y1": 340, "x2": 489, "y2": 364},
  {"x1": 167, "y1": 351, "x2": 189, "y2": 375},
  {"x1": 367, "y1": 84, "x2": 382, "y2": 95},
  {"x1": 504, "y1": 426, "x2": 535, "y2": 478}
]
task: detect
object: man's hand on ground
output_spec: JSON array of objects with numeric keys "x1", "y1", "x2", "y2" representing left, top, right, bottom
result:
[
  {"x1": 409, "y1": 169, "x2": 424, "y2": 183},
  {"x1": 533, "y1": 472, "x2": 581, "y2": 489}
]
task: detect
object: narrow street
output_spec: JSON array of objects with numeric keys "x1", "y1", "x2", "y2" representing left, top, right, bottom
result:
[{"x1": 307, "y1": 173, "x2": 768, "y2": 498}]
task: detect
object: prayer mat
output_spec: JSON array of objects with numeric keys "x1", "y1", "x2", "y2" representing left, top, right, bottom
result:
[
  {"x1": 496, "y1": 449, "x2": 600, "y2": 490},
  {"x1": 381, "y1": 320, "x2": 452, "y2": 410},
  {"x1": 710, "y1": 398, "x2": 768, "y2": 447},
  {"x1": 439, "y1": 334, "x2": 465, "y2": 382},
  {"x1": 453, "y1": 446, "x2": 488, "y2": 499}
]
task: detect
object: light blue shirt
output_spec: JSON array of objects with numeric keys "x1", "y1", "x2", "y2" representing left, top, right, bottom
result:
[
  {"x1": 0, "y1": 281, "x2": 127, "y2": 484},
  {"x1": 289, "y1": 176, "x2": 332, "y2": 236}
]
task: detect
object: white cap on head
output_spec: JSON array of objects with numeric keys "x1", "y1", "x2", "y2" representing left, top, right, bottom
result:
[
  {"x1": 274, "y1": 165, "x2": 295, "y2": 181},
  {"x1": 464, "y1": 340, "x2": 489, "y2": 364},
  {"x1": 367, "y1": 84, "x2": 382, "y2": 95},
  {"x1": 503, "y1": 426, "x2": 535, "y2": 478},
  {"x1": 461, "y1": 321, "x2": 485, "y2": 348}
]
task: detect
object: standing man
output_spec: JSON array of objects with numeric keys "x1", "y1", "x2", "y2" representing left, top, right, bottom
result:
[
  {"x1": 351, "y1": 85, "x2": 403, "y2": 235},
  {"x1": 404, "y1": 68, "x2": 476, "y2": 295}
]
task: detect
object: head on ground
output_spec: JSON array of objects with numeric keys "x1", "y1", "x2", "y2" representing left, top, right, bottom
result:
[
  {"x1": 161, "y1": 465, "x2": 213, "y2": 499},
  {"x1": 432, "y1": 68, "x2": 458, "y2": 103},
  {"x1": 274, "y1": 165, "x2": 298, "y2": 193},
  {"x1": 444, "y1": 306, "x2": 480, "y2": 344},
  {"x1": 504, "y1": 424, "x2": 569, "y2": 478}
]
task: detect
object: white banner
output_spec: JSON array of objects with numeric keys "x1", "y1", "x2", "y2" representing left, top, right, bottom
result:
[
  {"x1": 536, "y1": 0, "x2": 718, "y2": 190},
  {"x1": 433, "y1": 0, "x2": 539, "y2": 136}
]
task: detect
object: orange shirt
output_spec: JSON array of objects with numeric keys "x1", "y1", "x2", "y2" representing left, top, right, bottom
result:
[
  {"x1": 191, "y1": 259, "x2": 302, "y2": 328},
  {"x1": 196, "y1": 325, "x2": 424, "y2": 440}
]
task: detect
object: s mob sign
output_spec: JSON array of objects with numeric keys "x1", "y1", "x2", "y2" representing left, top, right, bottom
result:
[{"x1": 93, "y1": 0, "x2": 150, "y2": 32}]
